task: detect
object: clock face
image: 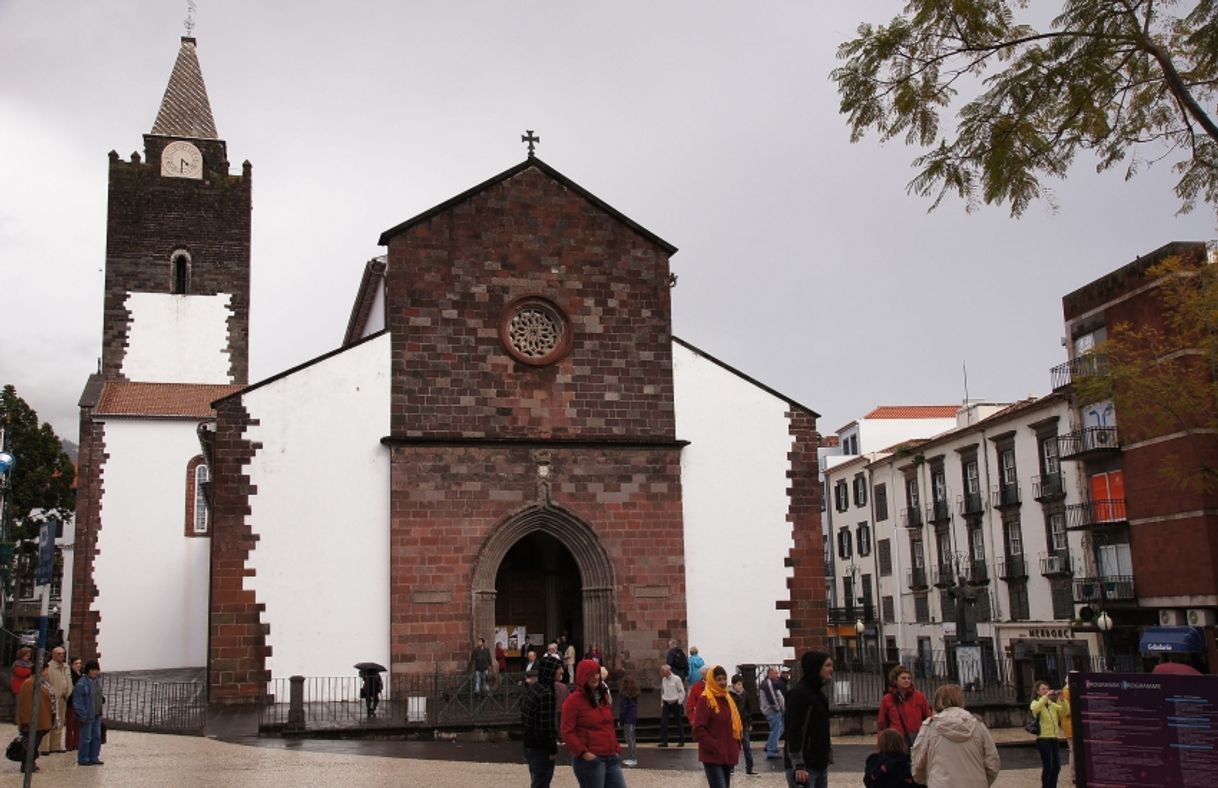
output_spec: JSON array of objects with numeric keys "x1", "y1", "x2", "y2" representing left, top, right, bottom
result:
[{"x1": 161, "y1": 140, "x2": 203, "y2": 179}]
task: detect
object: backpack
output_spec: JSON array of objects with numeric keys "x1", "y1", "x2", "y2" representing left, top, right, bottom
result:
[
  {"x1": 1024, "y1": 708, "x2": 1040, "y2": 735},
  {"x1": 670, "y1": 649, "x2": 688, "y2": 676}
]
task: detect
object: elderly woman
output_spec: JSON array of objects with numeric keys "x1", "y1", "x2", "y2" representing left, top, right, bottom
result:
[{"x1": 911, "y1": 684, "x2": 1000, "y2": 788}]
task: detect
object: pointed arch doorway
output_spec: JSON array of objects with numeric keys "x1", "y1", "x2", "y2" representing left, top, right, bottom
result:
[{"x1": 471, "y1": 506, "x2": 616, "y2": 667}]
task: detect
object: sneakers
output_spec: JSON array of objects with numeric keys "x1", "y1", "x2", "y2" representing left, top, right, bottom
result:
[{"x1": 623, "y1": 759, "x2": 638, "y2": 767}]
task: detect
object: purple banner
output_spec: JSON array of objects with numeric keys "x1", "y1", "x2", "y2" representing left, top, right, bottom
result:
[{"x1": 1074, "y1": 672, "x2": 1218, "y2": 787}]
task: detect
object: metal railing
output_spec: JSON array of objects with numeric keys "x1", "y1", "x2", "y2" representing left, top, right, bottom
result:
[
  {"x1": 926, "y1": 500, "x2": 951, "y2": 524},
  {"x1": 1039, "y1": 552, "x2": 1075, "y2": 577},
  {"x1": 1032, "y1": 473, "x2": 1065, "y2": 501},
  {"x1": 829, "y1": 656, "x2": 1016, "y2": 708},
  {"x1": 1065, "y1": 499, "x2": 1128, "y2": 530},
  {"x1": 1050, "y1": 354, "x2": 1109, "y2": 390},
  {"x1": 906, "y1": 567, "x2": 928, "y2": 589},
  {"x1": 957, "y1": 492, "x2": 984, "y2": 516},
  {"x1": 1058, "y1": 428, "x2": 1120, "y2": 459},
  {"x1": 1073, "y1": 575, "x2": 1136, "y2": 603},
  {"x1": 103, "y1": 674, "x2": 207, "y2": 735},
  {"x1": 965, "y1": 559, "x2": 989, "y2": 584},
  {"x1": 992, "y1": 482, "x2": 1021, "y2": 508},
  {"x1": 901, "y1": 506, "x2": 923, "y2": 528},
  {"x1": 997, "y1": 555, "x2": 1028, "y2": 580},
  {"x1": 828, "y1": 604, "x2": 876, "y2": 624},
  {"x1": 932, "y1": 564, "x2": 954, "y2": 588}
]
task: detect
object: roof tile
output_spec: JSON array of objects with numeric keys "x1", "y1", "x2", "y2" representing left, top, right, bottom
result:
[
  {"x1": 95, "y1": 382, "x2": 241, "y2": 418},
  {"x1": 864, "y1": 405, "x2": 960, "y2": 420}
]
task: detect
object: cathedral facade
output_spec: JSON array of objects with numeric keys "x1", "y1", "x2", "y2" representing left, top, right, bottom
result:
[{"x1": 71, "y1": 37, "x2": 827, "y2": 703}]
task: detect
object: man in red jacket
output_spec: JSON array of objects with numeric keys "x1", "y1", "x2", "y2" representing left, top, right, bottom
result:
[{"x1": 876, "y1": 665, "x2": 932, "y2": 747}]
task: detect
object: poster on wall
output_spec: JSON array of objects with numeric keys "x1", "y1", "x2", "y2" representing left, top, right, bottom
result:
[
  {"x1": 1072, "y1": 671, "x2": 1218, "y2": 787},
  {"x1": 495, "y1": 626, "x2": 527, "y2": 656}
]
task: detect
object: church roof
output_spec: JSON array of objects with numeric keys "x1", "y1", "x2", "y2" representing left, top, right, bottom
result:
[
  {"x1": 377, "y1": 156, "x2": 678, "y2": 253},
  {"x1": 94, "y1": 381, "x2": 241, "y2": 418},
  {"x1": 150, "y1": 37, "x2": 219, "y2": 139},
  {"x1": 863, "y1": 405, "x2": 960, "y2": 420},
  {"x1": 673, "y1": 336, "x2": 819, "y2": 417}
]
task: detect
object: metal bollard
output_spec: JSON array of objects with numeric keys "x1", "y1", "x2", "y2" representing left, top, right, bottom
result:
[{"x1": 287, "y1": 675, "x2": 305, "y2": 732}]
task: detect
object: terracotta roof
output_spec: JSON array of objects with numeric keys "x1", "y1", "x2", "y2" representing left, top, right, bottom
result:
[
  {"x1": 151, "y1": 37, "x2": 218, "y2": 139},
  {"x1": 863, "y1": 405, "x2": 960, "y2": 420},
  {"x1": 94, "y1": 382, "x2": 241, "y2": 418}
]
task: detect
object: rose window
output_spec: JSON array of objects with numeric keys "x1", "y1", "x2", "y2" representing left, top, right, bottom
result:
[{"x1": 499, "y1": 297, "x2": 572, "y2": 366}]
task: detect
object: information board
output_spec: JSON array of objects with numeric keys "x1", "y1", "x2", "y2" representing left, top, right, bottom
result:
[{"x1": 1072, "y1": 671, "x2": 1218, "y2": 787}]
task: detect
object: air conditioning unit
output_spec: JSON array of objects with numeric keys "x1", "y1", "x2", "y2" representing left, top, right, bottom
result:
[
  {"x1": 1159, "y1": 609, "x2": 1184, "y2": 626},
  {"x1": 1187, "y1": 609, "x2": 1216, "y2": 626}
]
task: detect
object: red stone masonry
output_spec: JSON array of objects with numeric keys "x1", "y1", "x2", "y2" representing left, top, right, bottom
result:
[
  {"x1": 70, "y1": 405, "x2": 107, "y2": 661},
  {"x1": 782, "y1": 409, "x2": 828, "y2": 660},
  {"x1": 207, "y1": 396, "x2": 270, "y2": 704}
]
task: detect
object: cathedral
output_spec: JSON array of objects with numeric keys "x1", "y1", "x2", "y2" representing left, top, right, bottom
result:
[{"x1": 70, "y1": 36, "x2": 827, "y2": 703}]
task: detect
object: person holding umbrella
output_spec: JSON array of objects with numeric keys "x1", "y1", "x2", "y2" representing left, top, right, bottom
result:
[{"x1": 354, "y1": 662, "x2": 386, "y2": 717}]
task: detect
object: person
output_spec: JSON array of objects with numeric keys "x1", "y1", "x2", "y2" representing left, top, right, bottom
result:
[
  {"x1": 777, "y1": 669, "x2": 792, "y2": 698},
  {"x1": 65, "y1": 656, "x2": 83, "y2": 751},
  {"x1": 41, "y1": 646, "x2": 72, "y2": 754},
  {"x1": 359, "y1": 669, "x2": 383, "y2": 717},
  {"x1": 619, "y1": 675, "x2": 640, "y2": 766},
  {"x1": 784, "y1": 651, "x2": 833, "y2": 788},
  {"x1": 521, "y1": 652, "x2": 560, "y2": 788},
  {"x1": 759, "y1": 666, "x2": 785, "y2": 760},
  {"x1": 73, "y1": 659, "x2": 105, "y2": 767},
  {"x1": 658, "y1": 663, "x2": 687, "y2": 747},
  {"x1": 686, "y1": 664, "x2": 709, "y2": 721},
  {"x1": 693, "y1": 665, "x2": 742, "y2": 788},
  {"x1": 495, "y1": 641, "x2": 508, "y2": 674},
  {"x1": 10, "y1": 646, "x2": 33, "y2": 700},
  {"x1": 911, "y1": 684, "x2": 999, "y2": 788},
  {"x1": 877, "y1": 665, "x2": 933, "y2": 748},
  {"x1": 687, "y1": 646, "x2": 706, "y2": 685},
  {"x1": 554, "y1": 666, "x2": 571, "y2": 743},
  {"x1": 470, "y1": 638, "x2": 492, "y2": 695},
  {"x1": 16, "y1": 662, "x2": 56, "y2": 773},
  {"x1": 1029, "y1": 680, "x2": 1066, "y2": 788},
  {"x1": 666, "y1": 640, "x2": 689, "y2": 682},
  {"x1": 561, "y1": 658, "x2": 625, "y2": 788},
  {"x1": 1058, "y1": 683, "x2": 1075, "y2": 785},
  {"x1": 864, "y1": 729, "x2": 920, "y2": 788},
  {"x1": 729, "y1": 673, "x2": 758, "y2": 775},
  {"x1": 565, "y1": 640, "x2": 578, "y2": 684},
  {"x1": 585, "y1": 644, "x2": 603, "y2": 665},
  {"x1": 525, "y1": 649, "x2": 540, "y2": 678}
]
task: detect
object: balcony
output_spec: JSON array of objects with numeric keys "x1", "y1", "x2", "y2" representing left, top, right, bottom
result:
[
  {"x1": 1039, "y1": 552, "x2": 1075, "y2": 577},
  {"x1": 933, "y1": 564, "x2": 955, "y2": 588},
  {"x1": 1065, "y1": 499, "x2": 1128, "y2": 530},
  {"x1": 926, "y1": 499, "x2": 951, "y2": 525},
  {"x1": 991, "y1": 482, "x2": 1021, "y2": 509},
  {"x1": 828, "y1": 604, "x2": 876, "y2": 624},
  {"x1": 965, "y1": 559, "x2": 990, "y2": 585},
  {"x1": 1073, "y1": 575, "x2": 1136, "y2": 603},
  {"x1": 907, "y1": 567, "x2": 929, "y2": 590},
  {"x1": 957, "y1": 492, "x2": 984, "y2": 517},
  {"x1": 1058, "y1": 427, "x2": 1120, "y2": 460},
  {"x1": 1050, "y1": 353, "x2": 1109, "y2": 391},
  {"x1": 997, "y1": 555, "x2": 1028, "y2": 580},
  {"x1": 1032, "y1": 473, "x2": 1066, "y2": 501},
  {"x1": 901, "y1": 506, "x2": 924, "y2": 529}
]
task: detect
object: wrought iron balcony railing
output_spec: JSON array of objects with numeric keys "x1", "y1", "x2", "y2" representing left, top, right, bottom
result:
[
  {"x1": 901, "y1": 506, "x2": 924, "y2": 529},
  {"x1": 965, "y1": 559, "x2": 990, "y2": 584},
  {"x1": 992, "y1": 483, "x2": 1021, "y2": 508},
  {"x1": 1050, "y1": 354, "x2": 1109, "y2": 390},
  {"x1": 933, "y1": 564, "x2": 955, "y2": 588},
  {"x1": 907, "y1": 567, "x2": 929, "y2": 590},
  {"x1": 1039, "y1": 552, "x2": 1075, "y2": 577},
  {"x1": 1032, "y1": 473, "x2": 1065, "y2": 501},
  {"x1": 1073, "y1": 575, "x2": 1136, "y2": 603},
  {"x1": 957, "y1": 492, "x2": 984, "y2": 516},
  {"x1": 926, "y1": 499, "x2": 951, "y2": 524},
  {"x1": 1065, "y1": 499, "x2": 1128, "y2": 530},
  {"x1": 997, "y1": 555, "x2": 1028, "y2": 580},
  {"x1": 1058, "y1": 427, "x2": 1120, "y2": 460},
  {"x1": 828, "y1": 604, "x2": 876, "y2": 624}
]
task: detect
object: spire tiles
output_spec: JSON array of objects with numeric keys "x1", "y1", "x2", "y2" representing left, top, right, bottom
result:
[{"x1": 151, "y1": 36, "x2": 218, "y2": 139}]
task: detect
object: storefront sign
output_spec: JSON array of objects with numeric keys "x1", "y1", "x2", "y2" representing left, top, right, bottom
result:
[
  {"x1": 1010, "y1": 627, "x2": 1073, "y2": 640},
  {"x1": 1073, "y1": 671, "x2": 1218, "y2": 787}
]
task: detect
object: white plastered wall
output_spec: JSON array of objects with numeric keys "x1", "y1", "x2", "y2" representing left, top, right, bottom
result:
[
  {"x1": 122, "y1": 292, "x2": 233, "y2": 383},
  {"x1": 93, "y1": 419, "x2": 210, "y2": 670},
  {"x1": 674, "y1": 342, "x2": 796, "y2": 673},
  {"x1": 243, "y1": 334, "x2": 391, "y2": 680}
]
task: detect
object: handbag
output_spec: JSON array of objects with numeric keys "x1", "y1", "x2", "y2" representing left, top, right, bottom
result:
[
  {"x1": 5, "y1": 734, "x2": 25, "y2": 763},
  {"x1": 1024, "y1": 709, "x2": 1040, "y2": 735}
]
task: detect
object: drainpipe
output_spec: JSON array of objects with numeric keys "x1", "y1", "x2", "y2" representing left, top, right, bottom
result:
[{"x1": 981, "y1": 426, "x2": 1004, "y2": 627}]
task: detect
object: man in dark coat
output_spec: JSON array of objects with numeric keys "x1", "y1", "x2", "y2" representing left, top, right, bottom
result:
[
  {"x1": 784, "y1": 651, "x2": 833, "y2": 788},
  {"x1": 521, "y1": 653, "x2": 560, "y2": 787}
]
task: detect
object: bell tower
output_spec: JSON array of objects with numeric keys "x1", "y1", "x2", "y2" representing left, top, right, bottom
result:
[{"x1": 101, "y1": 36, "x2": 251, "y2": 385}]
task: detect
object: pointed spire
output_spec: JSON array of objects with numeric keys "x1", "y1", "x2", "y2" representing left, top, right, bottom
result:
[{"x1": 151, "y1": 37, "x2": 218, "y2": 139}]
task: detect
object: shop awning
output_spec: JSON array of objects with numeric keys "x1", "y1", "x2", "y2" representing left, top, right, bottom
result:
[{"x1": 1139, "y1": 626, "x2": 1205, "y2": 654}]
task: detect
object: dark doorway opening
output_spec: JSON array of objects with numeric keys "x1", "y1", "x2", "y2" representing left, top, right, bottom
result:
[{"x1": 494, "y1": 531, "x2": 583, "y2": 662}]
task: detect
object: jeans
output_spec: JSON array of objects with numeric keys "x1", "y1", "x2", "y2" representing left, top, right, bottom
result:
[
  {"x1": 571, "y1": 754, "x2": 627, "y2": 788},
  {"x1": 1037, "y1": 738, "x2": 1062, "y2": 788},
  {"x1": 704, "y1": 762, "x2": 734, "y2": 788},
  {"x1": 785, "y1": 766, "x2": 828, "y2": 788},
  {"x1": 623, "y1": 723, "x2": 637, "y2": 761},
  {"x1": 660, "y1": 701, "x2": 686, "y2": 745},
  {"x1": 765, "y1": 710, "x2": 784, "y2": 757},
  {"x1": 524, "y1": 746, "x2": 556, "y2": 788},
  {"x1": 78, "y1": 717, "x2": 103, "y2": 765},
  {"x1": 473, "y1": 669, "x2": 490, "y2": 694},
  {"x1": 742, "y1": 730, "x2": 754, "y2": 772}
]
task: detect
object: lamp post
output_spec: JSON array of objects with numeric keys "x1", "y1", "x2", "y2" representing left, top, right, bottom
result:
[
  {"x1": 855, "y1": 618, "x2": 866, "y2": 667},
  {"x1": 1097, "y1": 611, "x2": 1115, "y2": 671}
]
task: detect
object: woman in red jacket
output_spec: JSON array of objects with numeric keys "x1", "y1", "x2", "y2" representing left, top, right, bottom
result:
[
  {"x1": 877, "y1": 665, "x2": 932, "y2": 747},
  {"x1": 693, "y1": 665, "x2": 742, "y2": 788},
  {"x1": 561, "y1": 659, "x2": 625, "y2": 788}
]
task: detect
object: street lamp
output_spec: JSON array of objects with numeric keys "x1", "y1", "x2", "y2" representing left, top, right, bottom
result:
[
  {"x1": 1096, "y1": 611, "x2": 1115, "y2": 671},
  {"x1": 855, "y1": 618, "x2": 866, "y2": 667}
]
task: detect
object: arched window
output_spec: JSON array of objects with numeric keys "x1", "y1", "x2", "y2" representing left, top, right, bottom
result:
[
  {"x1": 171, "y1": 250, "x2": 191, "y2": 294},
  {"x1": 185, "y1": 455, "x2": 210, "y2": 536}
]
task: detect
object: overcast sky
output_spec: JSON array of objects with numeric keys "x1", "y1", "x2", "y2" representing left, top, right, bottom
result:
[{"x1": 2, "y1": 1, "x2": 1214, "y2": 446}]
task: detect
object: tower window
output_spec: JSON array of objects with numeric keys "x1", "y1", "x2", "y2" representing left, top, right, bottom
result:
[
  {"x1": 172, "y1": 252, "x2": 190, "y2": 294},
  {"x1": 185, "y1": 455, "x2": 210, "y2": 537}
]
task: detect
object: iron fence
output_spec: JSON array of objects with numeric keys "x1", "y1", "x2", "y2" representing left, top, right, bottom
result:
[{"x1": 103, "y1": 674, "x2": 207, "y2": 735}]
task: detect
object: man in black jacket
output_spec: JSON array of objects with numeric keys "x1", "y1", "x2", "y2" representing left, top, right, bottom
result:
[
  {"x1": 521, "y1": 654, "x2": 560, "y2": 787},
  {"x1": 784, "y1": 651, "x2": 833, "y2": 788}
]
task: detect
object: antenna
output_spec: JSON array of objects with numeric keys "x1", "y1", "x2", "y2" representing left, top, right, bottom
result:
[
  {"x1": 184, "y1": 0, "x2": 197, "y2": 37},
  {"x1": 963, "y1": 361, "x2": 970, "y2": 404}
]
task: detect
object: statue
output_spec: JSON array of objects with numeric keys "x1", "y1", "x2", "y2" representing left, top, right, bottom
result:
[{"x1": 947, "y1": 575, "x2": 979, "y2": 644}]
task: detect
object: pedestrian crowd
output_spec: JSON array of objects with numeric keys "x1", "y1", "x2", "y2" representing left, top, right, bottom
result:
[{"x1": 8, "y1": 644, "x2": 105, "y2": 773}]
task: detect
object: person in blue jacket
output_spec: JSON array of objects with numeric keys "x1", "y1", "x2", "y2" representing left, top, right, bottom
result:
[{"x1": 73, "y1": 660, "x2": 105, "y2": 767}]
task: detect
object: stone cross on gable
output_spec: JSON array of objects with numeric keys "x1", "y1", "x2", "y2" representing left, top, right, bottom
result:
[{"x1": 521, "y1": 129, "x2": 540, "y2": 157}]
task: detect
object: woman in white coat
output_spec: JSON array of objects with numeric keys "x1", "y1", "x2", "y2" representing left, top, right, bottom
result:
[{"x1": 911, "y1": 684, "x2": 1000, "y2": 788}]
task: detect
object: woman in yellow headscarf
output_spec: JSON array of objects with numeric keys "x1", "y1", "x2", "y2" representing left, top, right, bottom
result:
[{"x1": 692, "y1": 664, "x2": 743, "y2": 788}]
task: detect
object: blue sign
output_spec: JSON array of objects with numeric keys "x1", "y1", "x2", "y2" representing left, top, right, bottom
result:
[{"x1": 35, "y1": 517, "x2": 56, "y2": 587}]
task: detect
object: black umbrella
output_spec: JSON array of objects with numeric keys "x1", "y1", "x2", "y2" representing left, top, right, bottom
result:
[{"x1": 354, "y1": 662, "x2": 387, "y2": 673}]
